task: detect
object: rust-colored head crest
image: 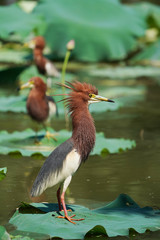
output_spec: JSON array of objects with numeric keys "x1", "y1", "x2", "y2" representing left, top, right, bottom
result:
[
  {"x1": 57, "y1": 81, "x2": 98, "y2": 96},
  {"x1": 55, "y1": 81, "x2": 98, "y2": 112}
]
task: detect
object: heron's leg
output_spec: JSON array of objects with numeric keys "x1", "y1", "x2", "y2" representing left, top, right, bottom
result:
[
  {"x1": 58, "y1": 176, "x2": 84, "y2": 224},
  {"x1": 34, "y1": 125, "x2": 41, "y2": 144},
  {"x1": 43, "y1": 123, "x2": 58, "y2": 141},
  {"x1": 57, "y1": 186, "x2": 62, "y2": 211}
]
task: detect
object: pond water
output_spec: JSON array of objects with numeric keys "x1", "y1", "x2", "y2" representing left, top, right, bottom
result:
[{"x1": 0, "y1": 68, "x2": 160, "y2": 238}]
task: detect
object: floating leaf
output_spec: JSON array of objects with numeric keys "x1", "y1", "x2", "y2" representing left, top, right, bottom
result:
[
  {"x1": 93, "y1": 135, "x2": 136, "y2": 155},
  {"x1": 0, "y1": 48, "x2": 29, "y2": 65},
  {"x1": 33, "y1": 0, "x2": 146, "y2": 61},
  {"x1": 0, "y1": 95, "x2": 27, "y2": 113},
  {"x1": 9, "y1": 194, "x2": 160, "y2": 239},
  {"x1": 88, "y1": 65, "x2": 160, "y2": 79},
  {"x1": 0, "y1": 226, "x2": 10, "y2": 240},
  {"x1": 0, "y1": 167, "x2": 7, "y2": 181},
  {"x1": 0, "y1": 225, "x2": 45, "y2": 240},
  {"x1": 0, "y1": 128, "x2": 135, "y2": 157}
]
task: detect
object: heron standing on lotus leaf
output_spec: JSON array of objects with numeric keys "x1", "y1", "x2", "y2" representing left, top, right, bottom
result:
[{"x1": 30, "y1": 81, "x2": 114, "y2": 224}]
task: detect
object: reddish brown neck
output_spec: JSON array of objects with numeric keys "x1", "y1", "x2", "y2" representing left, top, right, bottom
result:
[
  {"x1": 71, "y1": 103, "x2": 96, "y2": 162},
  {"x1": 33, "y1": 48, "x2": 43, "y2": 59}
]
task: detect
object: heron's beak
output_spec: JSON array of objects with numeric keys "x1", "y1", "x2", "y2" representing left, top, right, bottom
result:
[
  {"x1": 95, "y1": 95, "x2": 114, "y2": 103},
  {"x1": 18, "y1": 81, "x2": 34, "y2": 90},
  {"x1": 89, "y1": 94, "x2": 114, "y2": 103}
]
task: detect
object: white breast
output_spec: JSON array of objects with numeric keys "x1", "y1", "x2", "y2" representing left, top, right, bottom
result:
[
  {"x1": 48, "y1": 101, "x2": 57, "y2": 118},
  {"x1": 45, "y1": 62, "x2": 60, "y2": 77},
  {"x1": 47, "y1": 149, "x2": 81, "y2": 188}
]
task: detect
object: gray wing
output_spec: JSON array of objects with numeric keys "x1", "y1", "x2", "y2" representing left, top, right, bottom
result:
[{"x1": 30, "y1": 138, "x2": 74, "y2": 197}]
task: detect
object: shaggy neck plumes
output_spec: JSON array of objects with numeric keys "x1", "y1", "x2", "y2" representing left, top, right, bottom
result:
[{"x1": 70, "y1": 98, "x2": 96, "y2": 162}]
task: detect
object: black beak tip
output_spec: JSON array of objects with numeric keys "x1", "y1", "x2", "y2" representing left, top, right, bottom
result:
[
  {"x1": 17, "y1": 87, "x2": 20, "y2": 92},
  {"x1": 108, "y1": 99, "x2": 115, "y2": 103}
]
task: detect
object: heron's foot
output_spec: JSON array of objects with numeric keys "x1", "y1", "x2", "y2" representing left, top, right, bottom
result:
[
  {"x1": 60, "y1": 209, "x2": 72, "y2": 212},
  {"x1": 45, "y1": 131, "x2": 58, "y2": 141},
  {"x1": 57, "y1": 214, "x2": 84, "y2": 224}
]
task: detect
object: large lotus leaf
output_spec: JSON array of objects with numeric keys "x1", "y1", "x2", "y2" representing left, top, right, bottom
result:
[
  {"x1": 133, "y1": 2, "x2": 160, "y2": 28},
  {"x1": 0, "y1": 3, "x2": 45, "y2": 41},
  {"x1": 9, "y1": 194, "x2": 160, "y2": 239},
  {"x1": 0, "y1": 167, "x2": 7, "y2": 181},
  {"x1": 33, "y1": 0, "x2": 146, "y2": 62},
  {"x1": 0, "y1": 128, "x2": 135, "y2": 157},
  {"x1": 0, "y1": 226, "x2": 10, "y2": 240}
]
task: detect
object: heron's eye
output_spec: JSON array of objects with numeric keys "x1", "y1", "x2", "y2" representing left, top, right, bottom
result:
[{"x1": 89, "y1": 93, "x2": 93, "y2": 98}]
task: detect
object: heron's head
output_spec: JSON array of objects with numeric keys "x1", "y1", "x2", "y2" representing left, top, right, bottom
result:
[
  {"x1": 56, "y1": 81, "x2": 114, "y2": 112},
  {"x1": 24, "y1": 36, "x2": 45, "y2": 50},
  {"x1": 19, "y1": 77, "x2": 47, "y2": 92}
]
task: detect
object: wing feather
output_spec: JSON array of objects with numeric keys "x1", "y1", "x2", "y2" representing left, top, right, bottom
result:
[{"x1": 30, "y1": 138, "x2": 74, "y2": 197}]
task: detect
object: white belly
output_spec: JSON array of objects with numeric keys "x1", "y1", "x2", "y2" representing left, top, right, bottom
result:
[{"x1": 48, "y1": 149, "x2": 81, "y2": 188}]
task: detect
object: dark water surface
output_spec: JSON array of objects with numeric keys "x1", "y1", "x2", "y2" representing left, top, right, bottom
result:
[{"x1": 0, "y1": 74, "x2": 160, "y2": 238}]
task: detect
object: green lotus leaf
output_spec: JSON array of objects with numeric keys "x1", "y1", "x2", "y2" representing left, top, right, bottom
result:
[
  {"x1": 131, "y1": 39, "x2": 160, "y2": 64},
  {"x1": 0, "y1": 95, "x2": 27, "y2": 113},
  {"x1": 0, "y1": 48, "x2": 29, "y2": 65},
  {"x1": 9, "y1": 194, "x2": 160, "y2": 239},
  {"x1": 17, "y1": 65, "x2": 74, "y2": 86},
  {"x1": 17, "y1": 65, "x2": 45, "y2": 85},
  {"x1": 0, "y1": 128, "x2": 135, "y2": 157},
  {"x1": 130, "y1": 3, "x2": 160, "y2": 64},
  {"x1": 33, "y1": 0, "x2": 146, "y2": 62},
  {"x1": 0, "y1": 3, "x2": 45, "y2": 41},
  {"x1": 88, "y1": 65, "x2": 160, "y2": 79},
  {"x1": 0, "y1": 167, "x2": 7, "y2": 181},
  {"x1": 0, "y1": 226, "x2": 10, "y2": 240},
  {"x1": 133, "y1": 2, "x2": 160, "y2": 29},
  {"x1": 0, "y1": 225, "x2": 43, "y2": 240}
]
